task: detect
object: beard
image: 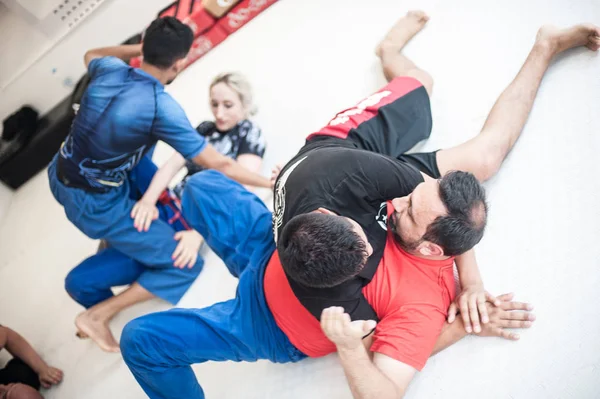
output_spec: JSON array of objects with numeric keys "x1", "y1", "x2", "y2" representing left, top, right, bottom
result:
[{"x1": 388, "y1": 212, "x2": 421, "y2": 252}]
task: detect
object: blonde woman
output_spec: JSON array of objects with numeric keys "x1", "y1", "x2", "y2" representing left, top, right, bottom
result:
[{"x1": 173, "y1": 72, "x2": 266, "y2": 196}]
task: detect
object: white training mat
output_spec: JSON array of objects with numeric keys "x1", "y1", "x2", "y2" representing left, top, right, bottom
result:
[{"x1": 1, "y1": 0, "x2": 599, "y2": 398}]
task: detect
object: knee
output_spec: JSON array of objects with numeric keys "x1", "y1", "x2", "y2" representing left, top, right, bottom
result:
[
  {"x1": 120, "y1": 318, "x2": 144, "y2": 364},
  {"x1": 190, "y1": 170, "x2": 226, "y2": 185},
  {"x1": 64, "y1": 268, "x2": 85, "y2": 300},
  {"x1": 65, "y1": 264, "x2": 107, "y2": 308},
  {"x1": 181, "y1": 170, "x2": 230, "y2": 208},
  {"x1": 3, "y1": 383, "x2": 43, "y2": 399},
  {"x1": 182, "y1": 170, "x2": 220, "y2": 196},
  {"x1": 120, "y1": 316, "x2": 157, "y2": 366},
  {"x1": 376, "y1": 40, "x2": 399, "y2": 61},
  {"x1": 406, "y1": 69, "x2": 434, "y2": 96}
]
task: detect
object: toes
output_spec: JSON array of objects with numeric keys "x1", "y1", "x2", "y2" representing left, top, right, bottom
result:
[
  {"x1": 76, "y1": 330, "x2": 89, "y2": 339},
  {"x1": 407, "y1": 10, "x2": 428, "y2": 22},
  {"x1": 588, "y1": 34, "x2": 600, "y2": 51}
]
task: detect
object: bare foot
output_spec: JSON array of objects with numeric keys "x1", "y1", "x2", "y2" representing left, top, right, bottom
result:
[
  {"x1": 75, "y1": 311, "x2": 120, "y2": 353},
  {"x1": 38, "y1": 365, "x2": 64, "y2": 388},
  {"x1": 376, "y1": 10, "x2": 430, "y2": 57},
  {"x1": 537, "y1": 24, "x2": 600, "y2": 55}
]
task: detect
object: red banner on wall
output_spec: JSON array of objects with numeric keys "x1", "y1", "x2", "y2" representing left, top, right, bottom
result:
[
  {"x1": 130, "y1": 0, "x2": 279, "y2": 70},
  {"x1": 182, "y1": 6, "x2": 216, "y2": 36},
  {"x1": 218, "y1": 0, "x2": 278, "y2": 34},
  {"x1": 203, "y1": 0, "x2": 241, "y2": 18},
  {"x1": 183, "y1": 24, "x2": 230, "y2": 68},
  {"x1": 158, "y1": 0, "x2": 194, "y2": 19}
]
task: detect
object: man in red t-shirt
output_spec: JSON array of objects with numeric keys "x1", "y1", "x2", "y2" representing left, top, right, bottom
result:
[
  {"x1": 120, "y1": 12, "x2": 600, "y2": 399},
  {"x1": 271, "y1": 13, "x2": 600, "y2": 398}
]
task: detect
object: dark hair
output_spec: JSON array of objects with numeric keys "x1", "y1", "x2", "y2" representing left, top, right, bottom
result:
[
  {"x1": 142, "y1": 17, "x2": 193, "y2": 69},
  {"x1": 423, "y1": 171, "x2": 488, "y2": 256},
  {"x1": 277, "y1": 213, "x2": 368, "y2": 288}
]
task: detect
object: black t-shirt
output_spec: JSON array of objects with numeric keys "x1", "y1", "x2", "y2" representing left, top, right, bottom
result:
[
  {"x1": 174, "y1": 119, "x2": 266, "y2": 196},
  {"x1": 273, "y1": 141, "x2": 424, "y2": 321}
]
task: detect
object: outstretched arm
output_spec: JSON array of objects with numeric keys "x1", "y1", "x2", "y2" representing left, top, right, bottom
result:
[
  {"x1": 436, "y1": 24, "x2": 600, "y2": 181},
  {"x1": 236, "y1": 154, "x2": 263, "y2": 174},
  {"x1": 321, "y1": 307, "x2": 413, "y2": 399},
  {"x1": 322, "y1": 294, "x2": 534, "y2": 399},
  {"x1": 333, "y1": 319, "x2": 467, "y2": 399},
  {"x1": 433, "y1": 293, "x2": 534, "y2": 354},
  {"x1": 449, "y1": 249, "x2": 500, "y2": 334},
  {"x1": 339, "y1": 347, "x2": 415, "y2": 399},
  {"x1": 191, "y1": 145, "x2": 271, "y2": 188},
  {"x1": 132, "y1": 148, "x2": 270, "y2": 232},
  {"x1": 131, "y1": 152, "x2": 186, "y2": 232},
  {"x1": 84, "y1": 44, "x2": 142, "y2": 68},
  {"x1": 1, "y1": 326, "x2": 47, "y2": 375},
  {"x1": 130, "y1": 152, "x2": 204, "y2": 268}
]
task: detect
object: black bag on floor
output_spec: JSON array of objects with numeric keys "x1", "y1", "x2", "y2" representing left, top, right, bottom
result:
[
  {"x1": 0, "y1": 106, "x2": 39, "y2": 166},
  {"x1": 1, "y1": 106, "x2": 39, "y2": 143}
]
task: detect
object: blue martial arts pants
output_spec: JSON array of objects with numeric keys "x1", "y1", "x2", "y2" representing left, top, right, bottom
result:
[
  {"x1": 121, "y1": 170, "x2": 306, "y2": 399},
  {"x1": 50, "y1": 155, "x2": 203, "y2": 304}
]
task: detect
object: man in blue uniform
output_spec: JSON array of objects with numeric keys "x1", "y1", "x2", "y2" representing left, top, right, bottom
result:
[{"x1": 48, "y1": 17, "x2": 271, "y2": 353}]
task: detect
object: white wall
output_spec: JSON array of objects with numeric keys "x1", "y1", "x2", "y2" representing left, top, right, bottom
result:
[
  {"x1": 0, "y1": 0, "x2": 172, "y2": 124},
  {"x1": 0, "y1": 2, "x2": 50, "y2": 91}
]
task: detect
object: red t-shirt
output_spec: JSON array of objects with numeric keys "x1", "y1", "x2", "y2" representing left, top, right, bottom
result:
[{"x1": 263, "y1": 203, "x2": 456, "y2": 371}]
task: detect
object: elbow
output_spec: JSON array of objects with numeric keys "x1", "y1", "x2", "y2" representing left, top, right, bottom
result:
[
  {"x1": 384, "y1": 388, "x2": 405, "y2": 399},
  {"x1": 383, "y1": 387, "x2": 404, "y2": 399},
  {"x1": 211, "y1": 156, "x2": 235, "y2": 173},
  {"x1": 191, "y1": 150, "x2": 231, "y2": 172},
  {"x1": 388, "y1": 382, "x2": 407, "y2": 399},
  {"x1": 84, "y1": 50, "x2": 97, "y2": 67},
  {"x1": 362, "y1": 389, "x2": 403, "y2": 399},
  {"x1": 0, "y1": 326, "x2": 7, "y2": 348}
]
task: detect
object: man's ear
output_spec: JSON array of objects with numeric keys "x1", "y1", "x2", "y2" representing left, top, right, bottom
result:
[
  {"x1": 173, "y1": 58, "x2": 187, "y2": 74},
  {"x1": 416, "y1": 241, "x2": 444, "y2": 257},
  {"x1": 315, "y1": 207, "x2": 335, "y2": 215}
]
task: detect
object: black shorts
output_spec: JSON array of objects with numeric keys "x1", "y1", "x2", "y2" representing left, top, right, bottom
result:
[
  {"x1": 0, "y1": 357, "x2": 40, "y2": 390},
  {"x1": 303, "y1": 77, "x2": 440, "y2": 178}
]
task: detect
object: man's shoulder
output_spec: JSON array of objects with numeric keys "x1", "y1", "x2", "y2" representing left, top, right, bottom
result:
[
  {"x1": 364, "y1": 236, "x2": 455, "y2": 318},
  {"x1": 282, "y1": 145, "x2": 375, "y2": 177},
  {"x1": 88, "y1": 56, "x2": 129, "y2": 80},
  {"x1": 154, "y1": 89, "x2": 176, "y2": 104},
  {"x1": 154, "y1": 92, "x2": 187, "y2": 118}
]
